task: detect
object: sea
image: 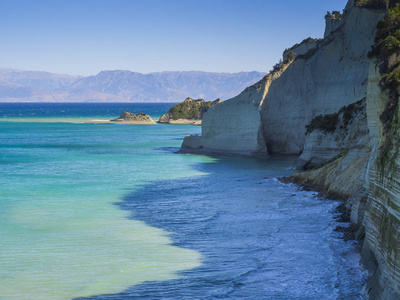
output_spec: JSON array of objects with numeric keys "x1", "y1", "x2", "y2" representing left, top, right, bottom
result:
[{"x1": 0, "y1": 103, "x2": 365, "y2": 299}]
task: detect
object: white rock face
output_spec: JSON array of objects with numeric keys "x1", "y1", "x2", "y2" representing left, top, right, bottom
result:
[
  {"x1": 282, "y1": 38, "x2": 320, "y2": 61},
  {"x1": 289, "y1": 59, "x2": 400, "y2": 299},
  {"x1": 181, "y1": 62, "x2": 291, "y2": 155},
  {"x1": 324, "y1": 15, "x2": 343, "y2": 38},
  {"x1": 260, "y1": 4, "x2": 384, "y2": 154},
  {"x1": 181, "y1": 2, "x2": 400, "y2": 298},
  {"x1": 182, "y1": 2, "x2": 385, "y2": 156},
  {"x1": 293, "y1": 99, "x2": 368, "y2": 170},
  {"x1": 359, "y1": 60, "x2": 400, "y2": 300}
]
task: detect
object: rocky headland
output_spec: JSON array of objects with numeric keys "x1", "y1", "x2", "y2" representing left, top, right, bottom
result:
[
  {"x1": 110, "y1": 111, "x2": 156, "y2": 124},
  {"x1": 180, "y1": 0, "x2": 400, "y2": 298},
  {"x1": 158, "y1": 97, "x2": 222, "y2": 125}
]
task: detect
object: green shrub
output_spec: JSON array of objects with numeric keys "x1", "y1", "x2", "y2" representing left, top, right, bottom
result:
[
  {"x1": 306, "y1": 113, "x2": 339, "y2": 134},
  {"x1": 326, "y1": 11, "x2": 342, "y2": 20},
  {"x1": 305, "y1": 99, "x2": 365, "y2": 134},
  {"x1": 355, "y1": 0, "x2": 388, "y2": 9},
  {"x1": 167, "y1": 98, "x2": 218, "y2": 120},
  {"x1": 339, "y1": 98, "x2": 365, "y2": 126}
]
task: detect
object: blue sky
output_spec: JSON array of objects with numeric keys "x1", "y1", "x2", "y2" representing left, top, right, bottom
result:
[{"x1": 0, "y1": 0, "x2": 348, "y2": 76}]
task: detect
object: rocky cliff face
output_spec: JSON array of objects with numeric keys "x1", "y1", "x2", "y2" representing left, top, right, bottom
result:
[
  {"x1": 181, "y1": 59, "x2": 292, "y2": 155},
  {"x1": 293, "y1": 99, "x2": 369, "y2": 170},
  {"x1": 260, "y1": 0, "x2": 384, "y2": 154},
  {"x1": 180, "y1": 1, "x2": 400, "y2": 298},
  {"x1": 289, "y1": 57, "x2": 400, "y2": 299},
  {"x1": 181, "y1": 0, "x2": 384, "y2": 155}
]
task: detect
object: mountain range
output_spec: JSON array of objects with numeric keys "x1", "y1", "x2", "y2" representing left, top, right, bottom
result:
[{"x1": 0, "y1": 68, "x2": 266, "y2": 102}]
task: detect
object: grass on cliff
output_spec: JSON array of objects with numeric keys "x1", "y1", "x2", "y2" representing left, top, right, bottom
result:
[{"x1": 305, "y1": 113, "x2": 338, "y2": 134}]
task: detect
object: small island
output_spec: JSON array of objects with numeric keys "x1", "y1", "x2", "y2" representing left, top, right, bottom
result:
[
  {"x1": 158, "y1": 97, "x2": 222, "y2": 125},
  {"x1": 110, "y1": 111, "x2": 156, "y2": 124}
]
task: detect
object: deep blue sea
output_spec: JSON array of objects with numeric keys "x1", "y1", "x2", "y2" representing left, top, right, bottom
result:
[{"x1": 0, "y1": 103, "x2": 364, "y2": 299}]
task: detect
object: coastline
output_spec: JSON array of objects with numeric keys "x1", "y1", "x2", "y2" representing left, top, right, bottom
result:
[
  {"x1": 160, "y1": 119, "x2": 202, "y2": 126},
  {"x1": 279, "y1": 175, "x2": 363, "y2": 242}
]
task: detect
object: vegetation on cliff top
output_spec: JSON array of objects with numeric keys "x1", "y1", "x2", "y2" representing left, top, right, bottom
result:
[
  {"x1": 325, "y1": 11, "x2": 342, "y2": 20},
  {"x1": 270, "y1": 51, "x2": 297, "y2": 73},
  {"x1": 284, "y1": 37, "x2": 323, "y2": 54}
]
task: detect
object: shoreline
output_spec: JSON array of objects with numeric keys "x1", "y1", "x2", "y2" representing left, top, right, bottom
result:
[{"x1": 279, "y1": 175, "x2": 363, "y2": 245}]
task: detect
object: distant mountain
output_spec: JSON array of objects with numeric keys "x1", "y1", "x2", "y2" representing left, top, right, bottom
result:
[
  {"x1": 0, "y1": 68, "x2": 266, "y2": 102},
  {"x1": 0, "y1": 68, "x2": 82, "y2": 91}
]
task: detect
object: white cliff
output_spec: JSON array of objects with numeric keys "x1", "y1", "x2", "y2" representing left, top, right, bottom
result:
[
  {"x1": 181, "y1": 0, "x2": 384, "y2": 155},
  {"x1": 181, "y1": 60, "x2": 292, "y2": 155},
  {"x1": 293, "y1": 99, "x2": 369, "y2": 170},
  {"x1": 289, "y1": 57, "x2": 400, "y2": 299},
  {"x1": 180, "y1": 1, "x2": 400, "y2": 298},
  {"x1": 260, "y1": 0, "x2": 384, "y2": 154}
]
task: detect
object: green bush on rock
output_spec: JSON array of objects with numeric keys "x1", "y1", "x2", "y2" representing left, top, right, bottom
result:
[{"x1": 159, "y1": 97, "x2": 222, "y2": 122}]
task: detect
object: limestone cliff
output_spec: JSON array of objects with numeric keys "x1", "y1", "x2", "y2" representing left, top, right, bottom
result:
[
  {"x1": 293, "y1": 99, "x2": 369, "y2": 170},
  {"x1": 180, "y1": 0, "x2": 400, "y2": 298},
  {"x1": 288, "y1": 57, "x2": 400, "y2": 299},
  {"x1": 181, "y1": 57, "x2": 294, "y2": 155},
  {"x1": 181, "y1": 0, "x2": 384, "y2": 155}
]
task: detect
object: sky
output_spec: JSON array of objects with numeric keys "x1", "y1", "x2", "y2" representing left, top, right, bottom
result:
[{"x1": 0, "y1": 0, "x2": 349, "y2": 76}]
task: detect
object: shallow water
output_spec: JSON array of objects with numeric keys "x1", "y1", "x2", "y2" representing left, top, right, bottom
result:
[{"x1": 0, "y1": 103, "x2": 364, "y2": 299}]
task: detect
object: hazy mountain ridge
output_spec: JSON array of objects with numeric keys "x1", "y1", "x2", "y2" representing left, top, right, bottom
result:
[
  {"x1": 0, "y1": 69, "x2": 266, "y2": 102},
  {"x1": 0, "y1": 69, "x2": 82, "y2": 91}
]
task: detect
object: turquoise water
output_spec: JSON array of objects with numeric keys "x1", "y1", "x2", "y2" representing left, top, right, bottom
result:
[{"x1": 0, "y1": 103, "x2": 364, "y2": 299}]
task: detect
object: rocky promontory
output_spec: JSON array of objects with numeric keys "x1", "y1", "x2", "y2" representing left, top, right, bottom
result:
[
  {"x1": 110, "y1": 111, "x2": 156, "y2": 124},
  {"x1": 158, "y1": 97, "x2": 222, "y2": 125}
]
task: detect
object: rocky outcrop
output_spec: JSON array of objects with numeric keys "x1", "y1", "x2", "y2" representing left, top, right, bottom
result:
[
  {"x1": 158, "y1": 97, "x2": 222, "y2": 125},
  {"x1": 111, "y1": 111, "x2": 156, "y2": 124},
  {"x1": 282, "y1": 37, "x2": 321, "y2": 61},
  {"x1": 324, "y1": 11, "x2": 343, "y2": 38}
]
